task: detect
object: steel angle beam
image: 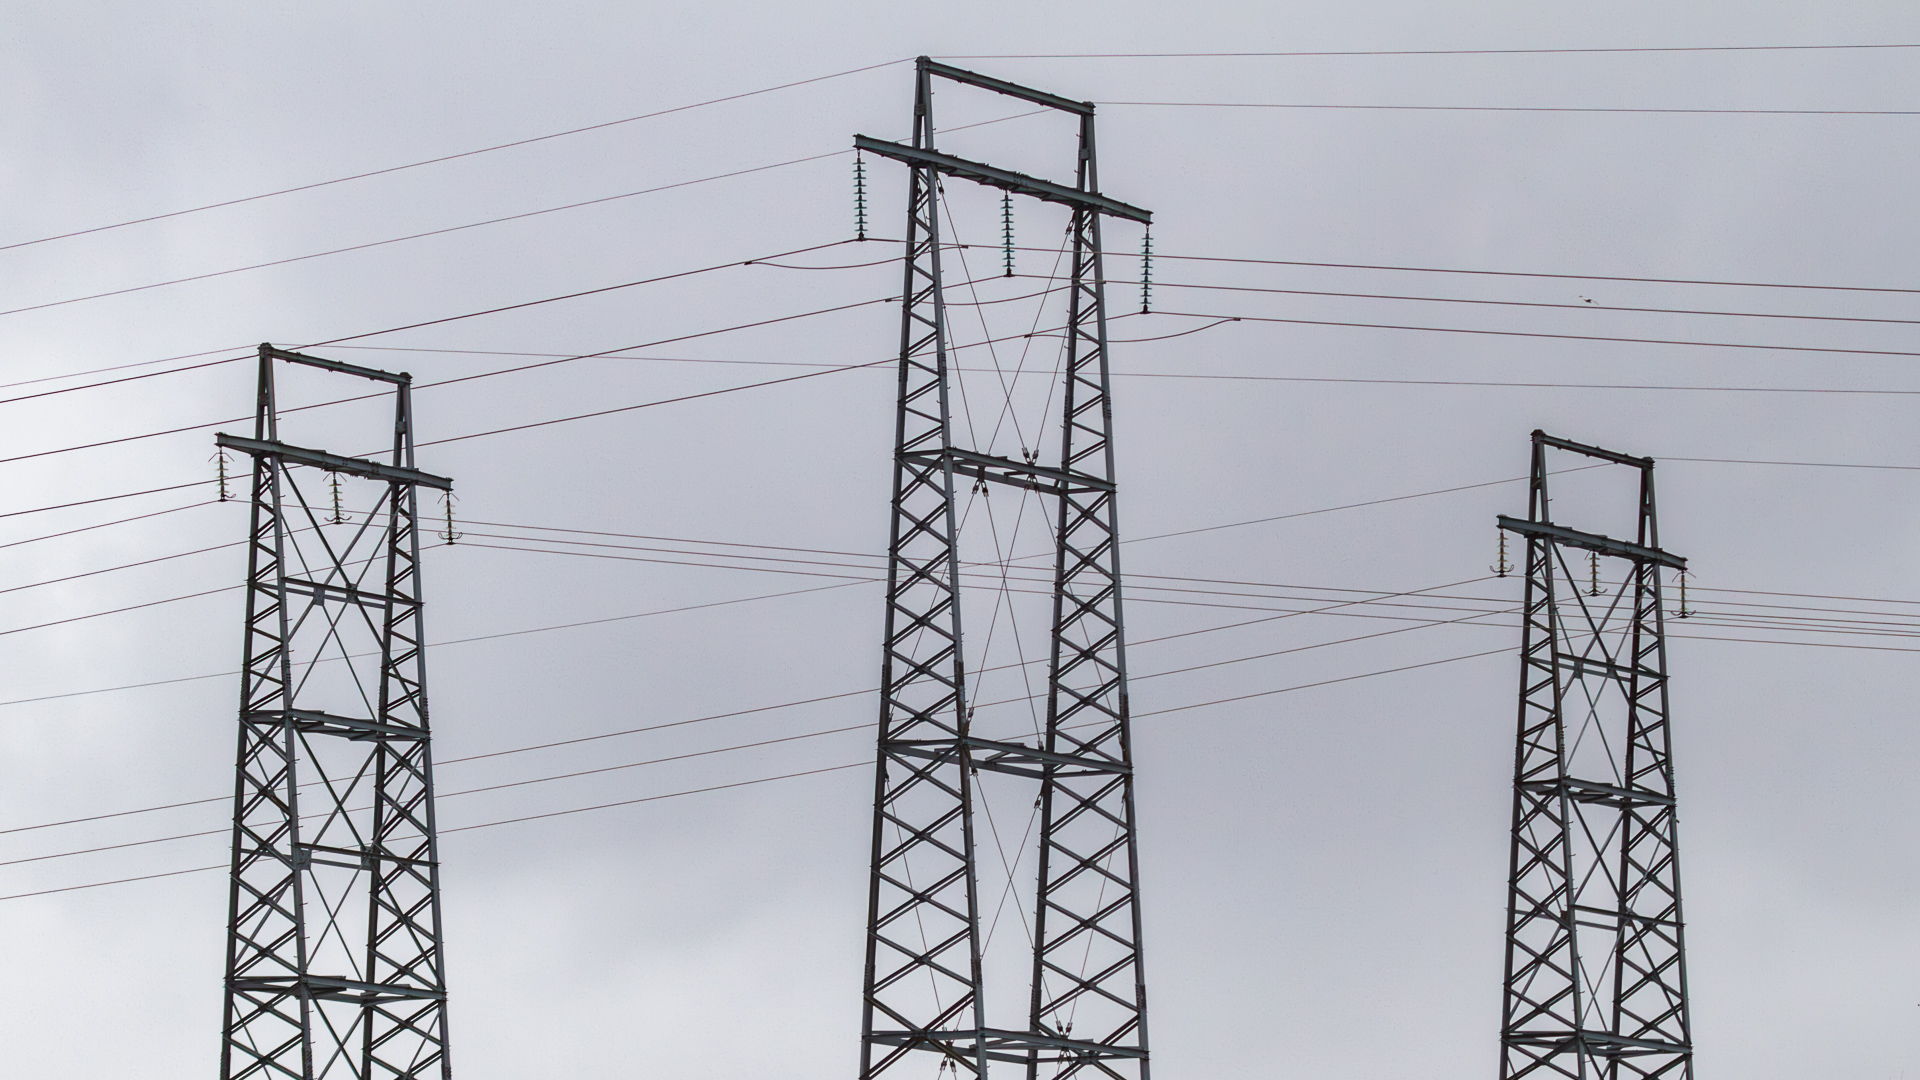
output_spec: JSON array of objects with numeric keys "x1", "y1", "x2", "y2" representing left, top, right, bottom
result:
[
  {"x1": 1497, "y1": 514, "x2": 1686, "y2": 570},
  {"x1": 920, "y1": 58, "x2": 1093, "y2": 115},
  {"x1": 853, "y1": 135, "x2": 1152, "y2": 224},
  {"x1": 216, "y1": 432, "x2": 454, "y2": 491}
]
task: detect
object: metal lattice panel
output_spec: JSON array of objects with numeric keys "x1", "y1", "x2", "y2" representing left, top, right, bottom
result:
[
  {"x1": 220, "y1": 345, "x2": 454, "y2": 1080},
  {"x1": 858, "y1": 58, "x2": 1152, "y2": 1080},
  {"x1": 1498, "y1": 430, "x2": 1692, "y2": 1080}
]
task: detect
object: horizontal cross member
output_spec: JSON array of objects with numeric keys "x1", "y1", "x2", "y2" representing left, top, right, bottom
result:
[
  {"x1": 1535, "y1": 429, "x2": 1655, "y2": 469},
  {"x1": 921, "y1": 58, "x2": 1094, "y2": 116},
  {"x1": 262, "y1": 344, "x2": 411, "y2": 385},
  {"x1": 1497, "y1": 515, "x2": 1685, "y2": 570},
  {"x1": 217, "y1": 433, "x2": 454, "y2": 491},
  {"x1": 282, "y1": 577, "x2": 412, "y2": 609},
  {"x1": 854, "y1": 135, "x2": 1152, "y2": 224},
  {"x1": 246, "y1": 708, "x2": 427, "y2": 742},
  {"x1": 885, "y1": 737, "x2": 1130, "y2": 777},
  {"x1": 1505, "y1": 1030, "x2": 1689, "y2": 1056},
  {"x1": 231, "y1": 974, "x2": 446, "y2": 1003},
  {"x1": 1520, "y1": 776, "x2": 1676, "y2": 807},
  {"x1": 902, "y1": 447, "x2": 1114, "y2": 496},
  {"x1": 867, "y1": 1028, "x2": 1146, "y2": 1064}
]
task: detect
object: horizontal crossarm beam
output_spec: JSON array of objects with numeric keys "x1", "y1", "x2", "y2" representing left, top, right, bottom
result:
[
  {"x1": 1498, "y1": 515, "x2": 1685, "y2": 570},
  {"x1": 217, "y1": 433, "x2": 453, "y2": 491},
  {"x1": 854, "y1": 136, "x2": 1152, "y2": 224},
  {"x1": 1535, "y1": 429, "x2": 1654, "y2": 468},
  {"x1": 902, "y1": 448, "x2": 1115, "y2": 496},
  {"x1": 921, "y1": 58, "x2": 1094, "y2": 115},
  {"x1": 262, "y1": 344, "x2": 411, "y2": 384}
]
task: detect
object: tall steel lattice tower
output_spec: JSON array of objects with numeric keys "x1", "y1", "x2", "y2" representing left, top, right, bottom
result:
[
  {"x1": 854, "y1": 58, "x2": 1154, "y2": 1080},
  {"x1": 1496, "y1": 430, "x2": 1693, "y2": 1079},
  {"x1": 217, "y1": 345, "x2": 455, "y2": 1080}
]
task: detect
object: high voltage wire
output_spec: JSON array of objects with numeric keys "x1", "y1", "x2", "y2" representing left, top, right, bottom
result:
[
  {"x1": 3, "y1": 241, "x2": 1912, "y2": 423},
  {"x1": 1100, "y1": 246, "x2": 1920, "y2": 295},
  {"x1": 0, "y1": 59, "x2": 912, "y2": 254},
  {"x1": 1143, "y1": 307, "x2": 1920, "y2": 359},
  {"x1": 0, "y1": 555, "x2": 1907, "y2": 844},
  {"x1": 0, "y1": 574, "x2": 1495, "y2": 833},
  {"x1": 0, "y1": 153, "x2": 858, "y2": 321},
  {"x1": 331, "y1": 345, "x2": 1920, "y2": 400},
  {"x1": 7, "y1": 296, "x2": 1920, "y2": 476},
  {"x1": 0, "y1": 642, "x2": 1517, "y2": 903},
  {"x1": 0, "y1": 108, "x2": 1049, "y2": 325},
  {"x1": 940, "y1": 44, "x2": 1920, "y2": 58},
  {"x1": 0, "y1": 237, "x2": 869, "y2": 412},
  {"x1": 1100, "y1": 100, "x2": 1920, "y2": 116},
  {"x1": 1087, "y1": 276, "x2": 1920, "y2": 327}
]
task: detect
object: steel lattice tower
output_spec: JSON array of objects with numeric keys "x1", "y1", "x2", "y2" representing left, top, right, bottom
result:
[
  {"x1": 1497, "y1": 430, "x2": 1693, "y2": 1079},
  {"x1": 855, "y1": 58, "x2": 1154, "y2": 1080},
  {"x1": 218, "y1": 345, "x2": 455, "y2": 1080}
]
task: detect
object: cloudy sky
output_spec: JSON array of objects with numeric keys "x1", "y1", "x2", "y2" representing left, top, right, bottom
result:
[{"x1": 3, "y1": 3, "x2": 1919, "y2": 1077}]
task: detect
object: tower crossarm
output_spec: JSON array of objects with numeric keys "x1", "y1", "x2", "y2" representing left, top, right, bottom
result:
[
  {"x1": 886, "y1": 736, "x2": 1131, "y2": 779},
  {"x1": 853, "y1": 136, "x2": 1152, "y2": 224},
  {"x1": 919, "y1": 58, "x2": 1094, "y2": 115},
  {"x1": 868, "y1": 1028, "x2": 1150, "y2": 1065},
  {"x1": 900, "y1": 447, "x2": 1114, "y2": 497},
  {"x1": 245, "y1": 708, "x2": 428, "y2": 742},
  {"x1": 1497, "y1": 515, "x2": 1685, "y2": 570},
  {"x1": 216, "y1": 432, "x2": 454, "y2": 491},
  {"x1": 1518, "y1": 776, "x2": 1676, "y2": 808}
]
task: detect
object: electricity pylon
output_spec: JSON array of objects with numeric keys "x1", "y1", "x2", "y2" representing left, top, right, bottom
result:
[
  {"x1": 855, "y1": 58, "x2": 1154, "y2": 1080},
  {"x1": 217, "y1": 344, "x2": 455, "y2": 1079},
  {"x1": 1497, "y1": 430, "x2": 1693, "y2": 1079}
]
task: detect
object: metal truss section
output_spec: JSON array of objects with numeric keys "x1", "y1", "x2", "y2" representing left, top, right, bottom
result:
[
  {"x1": 219, "y1": 344, "x2": 454, "y2": 1080},
  {"x1": 1497, "y1": 430, "x2": 1692, "y2": 1080},
  {"x1": 858, "y1": 58, "x2": 1153, "y2": 1080}
]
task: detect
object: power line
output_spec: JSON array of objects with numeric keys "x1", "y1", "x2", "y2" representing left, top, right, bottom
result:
[
  {"x1": 0, "y1": 153, "x2": 855, "y2": 321},
  {"x1": 1093, "y1": 275, "x2": 1920, "y2": 327},
  {"x1": 0, "y1": 642, "x2": 1516, "y2": 903},
  {"x1": 1, "y1": 107, "x2": 1044, "y2": 327},
  {"x1": 0, "y1": 576, "x2": 1504, "y2": 836},
  {"x1": 0, "y1": 59, "x2": 910, "y2": 255},
  {"x1": 1116, "y1": 371, "x2": 1920, "y2": 397},
  {"x1": 939, "y1": 44, "x2": 1920, "y2": 58},
  {"x1": 0, "y1": 480, "x2": 214, "y2": 522},
  {"x1": 1100, "y1": 100, "x2": 1920, "y2": 116},
  {"x1": 1110, "y1": 246, "x2": 1920, "y2": 295},
  {"x1": 329, "y1": 344, "x2": 1920, "y2": 399},
  {"x1": 1144, "y1": 307, "x2": 1920, "y2": 359},
  {"x1": 0, "y1": 236, "x2": 870, "y2": 426}
]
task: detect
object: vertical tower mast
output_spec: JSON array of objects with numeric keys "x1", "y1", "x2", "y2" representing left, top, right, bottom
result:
[
  {"x1": 856, "y1": 58, "x2": 1153, "y2": 1080},
  {"x1": 1497, "y1": 430, "x2": 1692, "y2": 1080},
  {"x1": 219, "y1": 344, "x2": 455, "y2": 1080}
]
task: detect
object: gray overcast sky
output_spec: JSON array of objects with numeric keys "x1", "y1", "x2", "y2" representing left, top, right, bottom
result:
[{"x1": 3, "y1": 3, "x2": 1919, "y2": 1077}]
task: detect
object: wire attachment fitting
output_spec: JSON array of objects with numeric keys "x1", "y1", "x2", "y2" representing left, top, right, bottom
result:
[
  {"x1": 437, "y1": 492, "x2": 462, "y2": 545},
  {"x1": 213, "y1": 448, "x2": 233, "y2": 502},
  {"x1": 1139, "y1": 226, "x2": 1154, "y2": 314},
  {"x1": 1491, "y1": 532, "x2": 1511, "y2": 578},
  {"x1": 1001, "y1": 191, "x2": 1015, "y2": 277},
  {"x1": 853, "y1": 151, "x2": 868, "y2": 241}
]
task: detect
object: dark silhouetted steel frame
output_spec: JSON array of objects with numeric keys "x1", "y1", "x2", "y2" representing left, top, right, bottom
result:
[
  {"x1": 856, "y1": 57, "x2": 1153, "y2": 1080},
  {"x1": 218, "y1": 344, "x2": 454, "y2": 1080},
  {"x1": 1497, "y1": 430, "x2": 1693, "y2": 1080}
]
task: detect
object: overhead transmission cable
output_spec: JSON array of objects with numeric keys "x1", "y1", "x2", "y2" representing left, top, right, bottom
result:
[
  {"x1": 939, "y1": 44, "x2": 1920, "y2": 58},
  {"x1": 0, "y1": 107, "x2": 1045, "y2": 325},
  {"x1": 1098, "y1": 100, "x2": 1920, "y2": 117},
  {"x1": 0, "y1": 58, "x2": 913, "y2": 254},
  {"x1": 0, "y1": 642, "x2": 1519, "y2": 902}
]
